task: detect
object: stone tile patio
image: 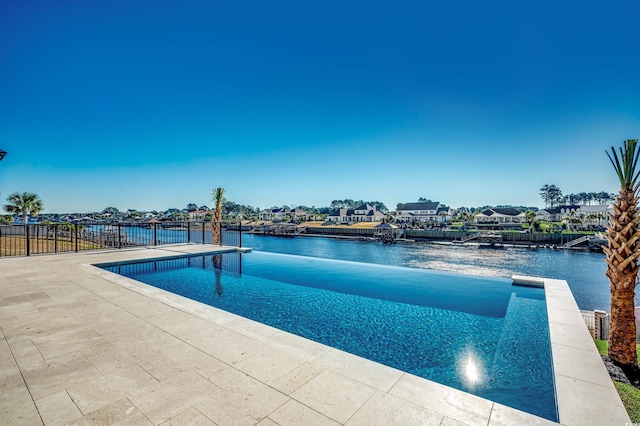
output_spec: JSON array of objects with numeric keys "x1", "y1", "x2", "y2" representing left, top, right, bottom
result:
[{"x1": 0, "y1": 244, "x2": 630, "y2": 425}]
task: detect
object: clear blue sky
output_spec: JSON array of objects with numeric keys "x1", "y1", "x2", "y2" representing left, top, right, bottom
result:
[{"x1": 1, "y1": 1, "x2": 638, "y2": 213}]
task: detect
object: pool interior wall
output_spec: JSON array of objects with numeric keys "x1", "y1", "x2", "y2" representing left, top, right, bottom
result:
[{"x1": 99, "y1": 250, "x2": 558, "y2": 421}]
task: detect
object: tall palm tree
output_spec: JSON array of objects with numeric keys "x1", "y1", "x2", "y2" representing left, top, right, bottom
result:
[
  {"x1": 4, "y1": 192, "x2": 43, "y2": 227},
  {"x1": 604, "y1": 139, "x2": 640, "y2": 367},
  {"x1": 211, "y1": 187, "x2": 225, "y2": 245}
]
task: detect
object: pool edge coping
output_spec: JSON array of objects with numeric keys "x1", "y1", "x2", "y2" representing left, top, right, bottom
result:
[{"x1": 541, "y1": 276, "x2": 630, "y2": 425}]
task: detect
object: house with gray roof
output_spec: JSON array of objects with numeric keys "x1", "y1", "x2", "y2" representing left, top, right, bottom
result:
[
  {"x1": 327, "y1": 204, "x2": 385, "y2": 223},
  {"x1": 475, "y1": 208, "x2": 525, "y2": 224},
  {"x1": 537, "y1": 204, "x2": 611, "y2": 224},
  {"x1": 259, "y1": 207, "x2": 307, "y2": 222},
  {"x1": 536, "y1": 205, "x2": 580, "y2": 222},
  {"x1": 395, "y1": 201, "x2": 452, "y2": 223}
]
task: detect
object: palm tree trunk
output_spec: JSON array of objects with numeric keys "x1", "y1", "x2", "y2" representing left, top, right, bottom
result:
[
  {"x1": 609, "y1": 282, "x2": 637, "y2": 365},
  {"x1": 605, "y1": 186, "x2": 640, "y2": 366},
  {"x1": 212, "y1": 218, "x2": 221, "y2": 245}
]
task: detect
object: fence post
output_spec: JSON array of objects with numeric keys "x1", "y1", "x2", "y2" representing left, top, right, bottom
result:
[
  {"x1": 153, "y1": 223, "x2": 157, "y2": 246},
  {"x1": 117, "y1": 224, "x2": 122, "y2": 248},
  {"x1": 238, "y1": 220, "x2": 242, "y2": 248},
  {"x1": 187, "y1": 222, "x2": 191, "y2": 243},
  {"x1": 202, "y1": 222, "x2": 205, "y2": 245},
  {"x1": 594, "y1": 310, "x2": 608, "y2": 340},
  {"x1": 54, "y1": 225, "x2": 58, "y2": 253},
  {"x1": 26, "y1": 225, "x2": 31, "y2": 256},
  {"x1": 74, "y1": 224, "x2": 79, "y2": 252}
]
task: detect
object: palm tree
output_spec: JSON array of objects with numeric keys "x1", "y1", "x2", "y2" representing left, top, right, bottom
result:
[
  {"x1": 562, "y1": 211, "x2": 583, "y2": 232},
  {"x1": 4, "y1": 192, "x2": 43, "y2": 227},
  {"x1": 524, "y1": 210, "x2": 537, "y2": 231},
  {"x1": 438, "y1": 210, "x2": 448, "y2": 224},
  {"x1": 604, "y1": 139, "x2": 640, "y2": 367},
  {"x1": 211, "y1": 187, "x2": 225, "y2": 245}
]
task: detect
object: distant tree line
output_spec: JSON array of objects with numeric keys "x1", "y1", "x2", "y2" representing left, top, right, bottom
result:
[{"x1": 540, "y1": 184, "x2": 614, "y2": 207}]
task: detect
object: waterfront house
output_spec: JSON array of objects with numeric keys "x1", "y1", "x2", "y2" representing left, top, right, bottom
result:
[
  {"x1": 537, "y1": 204, "x2": 612, "y2": 228},
  {"x1": 536, "y1": 204, "x2": 612, "y2": 224},
  {"x1": 188, "y1": 210, "x2": 212, "y2": 221},
  {"x1": 327, "y1": 204, "x2": 385, "y2": 223},
  {"x1": 259, "y1": 207, "x2": 307, "y2": 222},
  {"x1": 475, "y1": 207, "x2": 525, "y2": 224},
  {"x1": 395, "y1": 201, "x2": 452, "y2": 223},
  {"x1": 536, "y1": 205, "x2": 581, "y2": 222},
  {"x1": 259, "y1": 208, "x2": 287, "y2": 221}
]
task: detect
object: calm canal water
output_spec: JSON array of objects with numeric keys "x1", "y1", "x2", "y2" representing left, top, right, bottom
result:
[{"x1": 241, "y1": 234, "x2": 613, "y2": 312}]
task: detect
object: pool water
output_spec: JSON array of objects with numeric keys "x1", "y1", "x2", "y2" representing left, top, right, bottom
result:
[{"x1": 100, "y1": 251, "x2": 557, "y2": 421}]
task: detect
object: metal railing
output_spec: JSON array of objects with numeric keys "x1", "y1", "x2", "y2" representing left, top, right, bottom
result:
[{"x1": 0, "y1": 221, "x2": 242, "y2": 257}]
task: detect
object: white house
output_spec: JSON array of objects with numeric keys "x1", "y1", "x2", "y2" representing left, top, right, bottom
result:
[
  {"x1": 259, "y1": 207, "x2": 308, "y2": 222},
  {"x1": 395, "y1": 201, "x2": 452, "y2": 223},
  {"x1": 475, "y1": 208, "x2": 525, "y2": 224},
  {"x1": 327, "y1": 204, "x2": 385, "y2": 223},
  {"x1": 536, "y1": 205, "x2": 580, "y2": 222},
  {"x1": 188, "y1": 210, "x2": 212, "y2": 221},
  {"x1": 537, "y1": 204, "x2": 612, "y2": 225}
]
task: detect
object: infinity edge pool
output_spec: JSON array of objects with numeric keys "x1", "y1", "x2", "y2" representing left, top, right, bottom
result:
[{"x1": 87, "y1": 245, "x2": 628, "y2": 425}]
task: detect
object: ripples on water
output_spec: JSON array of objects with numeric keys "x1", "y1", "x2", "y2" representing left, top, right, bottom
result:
[{"x1": 241, "y1": 234, "x2": 613, "y2": 311}]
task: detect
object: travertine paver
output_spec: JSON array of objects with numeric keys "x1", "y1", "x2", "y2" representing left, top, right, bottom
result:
[
  {"x1": 197, "y1": 367, "x2": 289, "y2": 425},
  {"x1": 389, "y1": 373, "x2": 493, "y2": 426},
  {"x1": 34, "y1": 391, "x2": 83, "y2": 426},
  {"x1": 268, "y1": 399, "x2": 340, "y2": 426},
  {"x1": 0, "y1": 245, "x2": 631, "y2": 425},
  {"x1": 345, "y1": 391, "x2": 444, "y2": 425},
  {"x1": 317, "y1": 349, "x2": 404, "y2": 392},
  {"x1": 290, "y1": 369, "x2": 376, "y2": 423},
  {"x1": 161, "y1": 407, "x2": 216, "y2": 425}
]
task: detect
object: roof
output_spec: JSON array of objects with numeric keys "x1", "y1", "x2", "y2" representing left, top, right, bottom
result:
[
  {"x1": 480, "y1": 208, "x2": 524, "y2": 217},
  {"x1": 539, "y1": 205, "x2": 580, "y2": 215},
  {"x1": 328, "y1": 208, "x2": 350, "y2": 217},
  {"x1": 398, "y1": 202, "x2": 439, "y2": 211},
  {"x1": 354, "y1": 203, "x2": 374, "y2": 211},
  {"x1": 375, "y1": 223, "x2": 397, "y2": 229}
]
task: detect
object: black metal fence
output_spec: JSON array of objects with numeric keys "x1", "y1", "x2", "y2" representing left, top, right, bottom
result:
[{"x1": 0, "y1": 221, "x2": 242, "y2": 257}]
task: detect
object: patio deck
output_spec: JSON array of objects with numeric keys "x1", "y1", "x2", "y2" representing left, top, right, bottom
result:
[{"x1": 0, "y1": 244, "x2": 629, "y2": 425}]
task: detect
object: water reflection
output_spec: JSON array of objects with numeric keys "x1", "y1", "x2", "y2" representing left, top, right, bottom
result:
[{"x1": 213, "y1": 254, "x2": 224, "y2": 298}]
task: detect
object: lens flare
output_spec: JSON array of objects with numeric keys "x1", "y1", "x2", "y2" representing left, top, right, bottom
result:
[{"x1": 458, "y1": 349, "x2": 484, "y2": 390}]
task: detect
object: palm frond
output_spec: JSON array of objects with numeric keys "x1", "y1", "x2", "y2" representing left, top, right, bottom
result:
[{"x1": 607, "y1": 140, "x2": 640, "y2": 190}]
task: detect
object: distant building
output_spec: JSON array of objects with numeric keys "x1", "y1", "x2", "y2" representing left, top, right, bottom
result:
[
  {"x1": 475, "y1": 208, "x2": 525, "y2": 224},
  {"x1": 537, "y1": 204, "x2": 612, "y2": 226},
  {"x1": 536, "y1": 204, "x2": 613, "y2": 225},
  {"x1": 536, "y1": 205, "x2": 580, "y2": 222},
  {"x1": 259, "y1": 207, "x2": 307, "y2": 222},
  {"x1": 188, "y1": 210, "x2": 212, "y2": 221},
  {"x1": 395, "y1": 201, "x2": 452, "y2": 223},
  {"x1": 327, "y1": 204, "x2": 385, "y2": 223}
]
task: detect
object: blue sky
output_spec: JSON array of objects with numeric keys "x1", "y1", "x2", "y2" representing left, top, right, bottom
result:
[{"x1": 1, "y1": 1, "x2": 639, "y2": 213}]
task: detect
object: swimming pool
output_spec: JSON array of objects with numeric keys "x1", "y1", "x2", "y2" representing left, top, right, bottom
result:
[{"x1": 99, "y1": 250, "x2": 557, "y2": 421}]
